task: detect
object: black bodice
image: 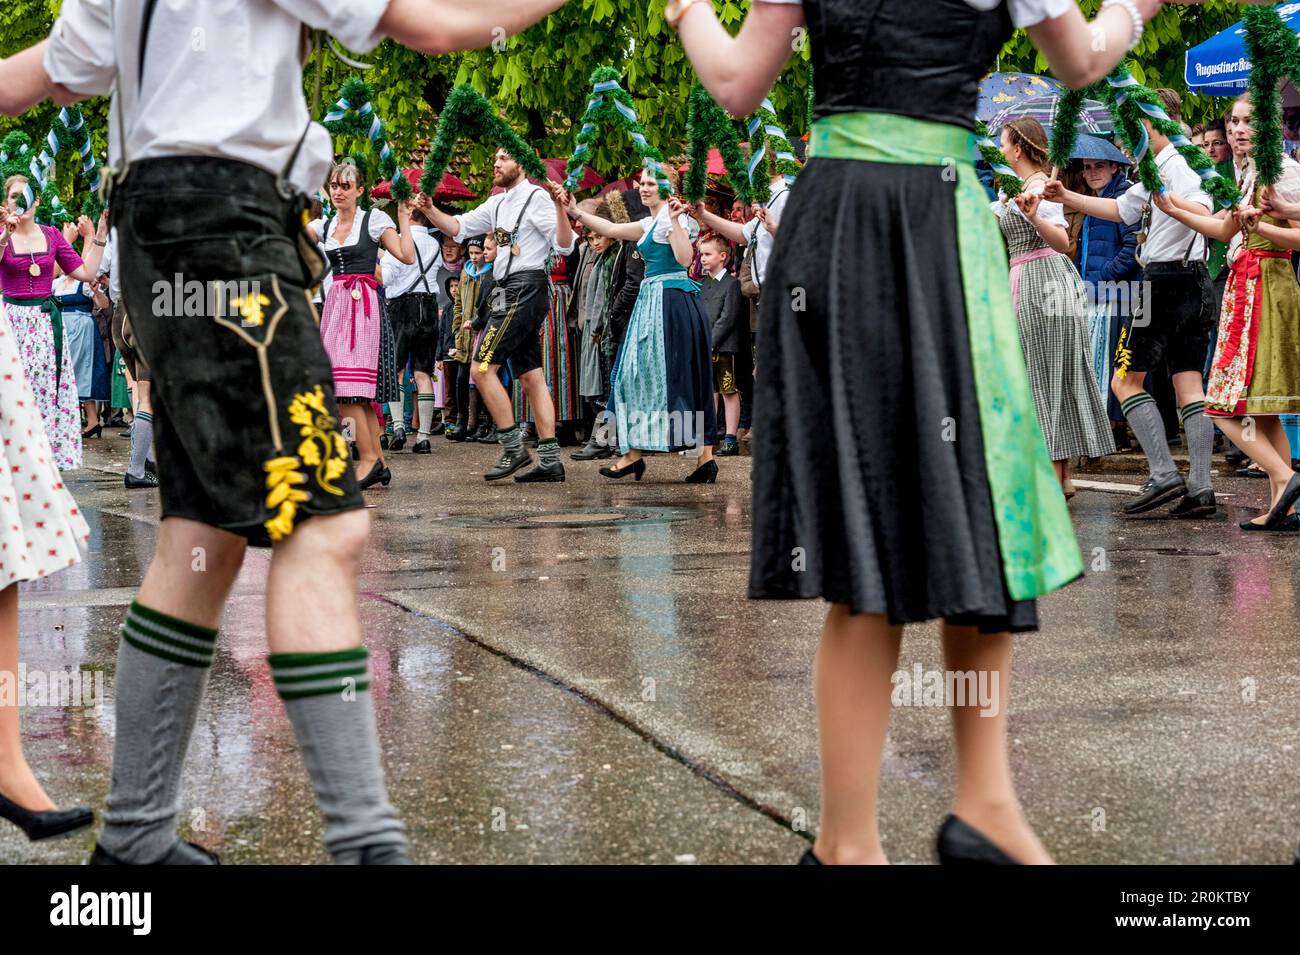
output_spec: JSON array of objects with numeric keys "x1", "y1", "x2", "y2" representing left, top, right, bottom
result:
[
  {"x1": 803, "y1": 0, "x2": 1015, "y2": 131},
  {"x1": 323, "y1": 209, "x2": 380, "y2": 276}
]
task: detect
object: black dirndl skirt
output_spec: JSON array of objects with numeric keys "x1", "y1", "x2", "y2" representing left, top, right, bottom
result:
[
  {"x1": 375, "y1": 294, "x2": 401, "y2": 404},
  {"x1": 748, "y1": 158, "x2": 1037, "y2": 633}
]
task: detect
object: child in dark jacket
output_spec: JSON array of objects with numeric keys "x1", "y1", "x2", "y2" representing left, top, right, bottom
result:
[{"x1": 697, "y1": 234, "x2": 745, "y2": 454}]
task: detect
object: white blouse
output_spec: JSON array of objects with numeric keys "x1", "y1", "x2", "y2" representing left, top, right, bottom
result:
[
  {"x1": 991, "y1": 176, "x2": 1067, "y2": 227},
  {"x1": 640, "y1": 205, "x2": 700, "y2": 244},
  {"x1": 760, "y1": 0, "x2": 1072, "y2": 28},
  {"x1": 310, "y1": 208, "x2": 396, "y2": 251}
]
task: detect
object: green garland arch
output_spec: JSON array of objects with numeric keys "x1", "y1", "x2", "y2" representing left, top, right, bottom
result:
[
  {"x1": 563, "y1": 67, "x2": 671, "y2": 199},
  {"x1": 1242, "y1": 4, "x2": 1298, "y2": 189},
  {"x1": 684, "y1": 83, "x2": 756, "y2": 205},
  {"x1": 744, "y1": 98, "x2": 801, "y2": 205},
  {"x1": 1, "y1": 110, "x2": 104, "y2": 223},
  {"x1": 418, "y1": 84, "x2": 547, "y2": 198},
  {"x1": 323, "y1": 77, "x2": 410, "y2": 201},
  {"x1": 1047, "y1": 64, "x2": 1238, "y2": 210}
]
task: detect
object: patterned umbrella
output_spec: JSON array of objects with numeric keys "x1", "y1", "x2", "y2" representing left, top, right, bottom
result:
[
  {"x1": 977, "y1": 71, "x2": 1067, "y2": 121},
  {"x1": 990, "y1": 94, "x2": 1115, "y2": 136}
]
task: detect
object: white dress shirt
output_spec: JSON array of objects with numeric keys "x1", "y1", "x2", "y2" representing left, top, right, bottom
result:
[
  {"x1": 741, "y1": 185, "x2": 789, "y2": 286},
  {"x1": 454, "y1": 180, "x2": 574, "y2": 280},
  {"x1": 1115, "y1": 145, "x2": 1213, "y2": 264},
  {"x1": 44, "y1": 0, "x2": 390, "y2": 196},
  {"x1": 97, "y1": 230, "x2": 120, "y2": 303},
  {"x1": 380, "y1": 226, "x2": 442, "y2": 297}
]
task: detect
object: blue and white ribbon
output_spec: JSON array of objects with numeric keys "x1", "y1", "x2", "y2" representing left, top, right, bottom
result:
[
  {"x1": 975, "y1": 133, "x2": 1018, "y2": 180},
  {"x1": 1108, "y1": 71, "x2": 1153, "y2": 178}
]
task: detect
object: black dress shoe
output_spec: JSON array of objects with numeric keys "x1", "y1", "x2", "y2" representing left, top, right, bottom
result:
[
  {"x1": 446, "y1": 425, "x2": 466, "y2": 441},
  {"x1": 515, "y1": 460, "x2": 565, "y2": 482},
  {"x1": 429, "y1": 421, "x2": 447, "y2": 437},
  {"x1": 936, "y1": 814, "x2": 1020, "y2": 865},
  {"x1": 571, "y1": 441, "x2": 614, "y2": 461},
  {"x1": 411, "y1": 439, "x2": 432, "y2": 454},
  {"x1": 89, "y1": 840, "x2": 220, "y2": 865},
  {"x1": 685, "y1": 459, "x2": 719, "y2": 484},
  {"x1": 1168, "y1": 488, "x2": 1216, "y2": 519},
  {"x1": 1236, "y1": 465, "x2": 1268, "y2": 478},
  {"x1": 124, "y1": 471, "x2": 159, "y2": 489},
  {"x1": 485, "y1": 445, "x2": 533, "y2": 481},
  {"x1": 463, "y1": 425, "x2": 480, "y2": 443},
  {"x1": 389, "y1": 430, "x2": 406, "y2": 452},
  {"x1": 82, "y1": 423, "x2": 103, "y2": 440},
  {"x1": 599, "y1": 458, "x2": 646, "y2": 481},
  {"x1": 1263, "y1": 473, "x2": 1300, "y2": 529},
  {"x1": 357, "y1": 460, "x2": 391, "y2": 490},
  {"x1": 1123, "y1": 473, "x2": 1186, "y2": 514},
  {"x1": 797, "y1": 847, "x2": 822, "y2": 865},
  {"x1": 380, "y1": 432, "x2": 390, "y2": 450},
  {"x1": 0, "y1": 792, "x2": 93, "y2": 841},
  {"x1": 1240, "y1": 514, "x2": 1299, "y2": 532}
]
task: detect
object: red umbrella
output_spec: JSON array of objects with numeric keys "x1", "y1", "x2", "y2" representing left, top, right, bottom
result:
[
  {"x1": 678, "y1": 148, "x2": 728, "y2": 176},
  {"x1": 370, "y1": 168, "x2": 475, "y2": 202},
  {"x1": 595, "y1": 174, "x2": 642, "y2": 198}
]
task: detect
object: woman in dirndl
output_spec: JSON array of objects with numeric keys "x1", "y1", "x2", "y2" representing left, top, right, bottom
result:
[
  {"x1": 308, "y1": 160, "x2": 415, "y2": 489},
  {"x1": 995, "y1": 118, "x2": 1115, "y2": 496},
  {"x1": 673, "y1": 0, "x2": 1165, "y2": 864},
  {"x1": 1, "y1": 174, "x2": 108, "y2": 470}
]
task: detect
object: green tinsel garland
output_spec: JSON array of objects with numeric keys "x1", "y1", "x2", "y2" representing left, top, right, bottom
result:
[
  {"x1": 323, "y1": 77, "x2": 411, "y2": 201},
  {"x1": 0, "y1": 132, "x2": 37, "y2": 211},
  {"x1": 563, "y1": 67, "x2": 670, "y2": 198},
  {"x1": 419, "y1": 84, "x2": 547, "y2": 198},
  {"x1": 745, "y1": 99, "x2": 802, "y2": 206},
  {"x1": 684, "y1": 83, "x2": 755, "y2": 205},
  {"x1": 1047, "y1": 64, "x2": 1238, "y2": 210},
  {"x1": 1242, "y1": 4, "x2": 1298, "y2": 188},
  {"x1": 975, "y1": 121, "x2": 1024, "y2": 198}
]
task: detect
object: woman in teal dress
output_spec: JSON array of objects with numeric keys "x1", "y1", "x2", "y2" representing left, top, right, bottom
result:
[{"x1": 552, "y1": 168, "x2": 718, "y2": 482}]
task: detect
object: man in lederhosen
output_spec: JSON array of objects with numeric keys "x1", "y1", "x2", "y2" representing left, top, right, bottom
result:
[
  {"x1": 420, "y1": 149, "x2": 575, "y2": 482},
  {"x1": 10, "y1": 0, "x2": 567, "y2": 865}
]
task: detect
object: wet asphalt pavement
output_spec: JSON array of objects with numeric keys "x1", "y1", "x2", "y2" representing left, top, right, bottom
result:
[{"x1": 3, "y1": 433, "x2": 1298, "y2": 864}]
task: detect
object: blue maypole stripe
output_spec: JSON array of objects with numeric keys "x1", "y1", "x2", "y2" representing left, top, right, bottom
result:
[
  {"x1": 593, "y1": 80, "x2": 620, "y2": 93},
  {"x1": 614, "y1": 100, "x2": 639, "y2": 124}
]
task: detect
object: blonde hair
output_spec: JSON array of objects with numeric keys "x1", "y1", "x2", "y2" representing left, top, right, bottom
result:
[{"x1": 327, "y1": 159, "x2": 363, "y2": 189}]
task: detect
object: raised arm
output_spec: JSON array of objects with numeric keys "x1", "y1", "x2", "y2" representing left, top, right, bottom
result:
[
  {"x1": 379, "y1": 0, "x2": 570, "y2": 56},
  {"x1": 672, "y1": 1, "x2": 807, "y2": 116},
  {"x1": 0, "y1": 41, "x2": 66, "y2": 115},
  {"x1": 566, "y1": 198, "x2": 643, "y2": 243},
  {"x1": 68, "y1": 214, "x2": 109, "y2": 282},
  {"x1": 378, "y1": 203, "x2": 417, "y2": 264},
  {"x1": 1151, "y1": 192, "x2": 1237, "y2": 242},
  {"x1": 1041, "y1": 181, "x2": 1124, "y2": 223},
  {"x1": 694, "y1": 205, "x2": 747, "y2": 245},
  {"x1": 665, "y1": 199, "x2": 696, "y2": 269}
]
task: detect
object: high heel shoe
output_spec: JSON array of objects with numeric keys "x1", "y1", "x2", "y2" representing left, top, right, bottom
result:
[
  {"x1": 357, "y1": 460, "x2": 390, "y2": 490},
  {"x1": 81, "y1": 423, "x2": 102, "y2": 439},
  {"x1": 797, "y1": 847, "x2": 823, "y2": 865},
  {"x1": 935, "y1": 814, "x2": 1020, "y2": 865},
  {"x1": 599, "y1": 458, "x2": 645, "y2": 481},
  {"x1": 684, "y1": 459, "x2": 718, "y2": 484},
  {"x1": 0, "y1": 791, "x2": 94, "y2": 841}
]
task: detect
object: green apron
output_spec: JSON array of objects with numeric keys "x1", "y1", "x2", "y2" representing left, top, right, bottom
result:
[
  {"x1": 4, "y1": 294, "x2": 65, "y2": 393},
  {"x1": 807, "y1": 112, "x2": 1083, "y2": 601}
]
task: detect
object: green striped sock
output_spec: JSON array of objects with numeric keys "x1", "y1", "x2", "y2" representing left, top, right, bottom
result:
[
  {"x1": 269, "y1": 647, "x2": 371, "y2": 701},
  {"x1": 270, "y1": 647, "x2": 406, "y2": 859},
  {"x1": 1120, "y1": 393, "x2": 1155, "y2": 416},
  {"x1": 121, "y1": 600, "x2": 217, "y2": 668},
  {"x1": 99, "y1": 601, "x2": 217, "y2": 862},
  {"x1": 1180, "y1": 401, "x2": 1213, "y2": 495},
  {"x1": 1121, "y1": 392, "x2": 1177, "y2": 480},
  {"x1": 1179, "y1": 400, "x2": 1206, "y2": 423}
]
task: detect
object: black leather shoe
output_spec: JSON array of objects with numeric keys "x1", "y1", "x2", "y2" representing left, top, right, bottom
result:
[
  {"x1": 478, "y1": 424, "x2": 497, "y2": 444},
  {"x1": 380, "y1": 432, "x2": 390, "y2": 450},
  {"x1": 124, "y1": 471, "x2": 159, "y2": 489},
  {"x1": 485, "y1": 446, "x2": 532, "y2": 481},
  {"x1": 353, "y1": 843, "x2": 412, "y2": 865},
  {"x1": 797, "y1": 848, "x2": 822, "y2": 865},
  {"x1": 411, "y1": 439, "x2": 432, "y2": 454},
  {"x1": 1168, "y1": 488, "x2": 1216, "y2": 519},
  {"x1": 515, "y1": 460, "x2": 565, "y2": 482},
  {"x1": 90, "y1": 840, "x2": 220, "y2": 865},
  {"x1": 1123, "y1": 473, "x2": 1186, "y2": 514},
  {"x1": 685, "y1": 459, "x2": 719, "y2": 484},
  {"x1": 429, "y1": 421, "x2": 447, "y2": 436},
  {"x1": 463, "y1": 424, "x2": 480, "y2": 443},
  {"x1": 936, "y1": 814, "x2": 1020, "y2": 865},
  {"x1": 599, "y1": 459, "x2": 646, "y2": 481},
  {"x1": 1263, "y1": 473, "x2": 1300, "y2": 529},
  {"x1": 1240, "y1": 514, "x2": 1299, "y2": 532},
  {"x1": 571, "y1": 441, "x2": 614, "y2": 461},
  {"x1": 389, "y1": 430, "x2": 406, "y2": 452},
  {"x1": 358, "y1": 460, "x2": 391, "y2": 490},
  {"x1": 0, "y1": 792, "x2": 93, "y2": 841}
]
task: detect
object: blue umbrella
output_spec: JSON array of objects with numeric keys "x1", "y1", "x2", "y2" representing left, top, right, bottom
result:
[
  {"x1": 1068, "y1": 133, "x2": 1132, "y2": 165},
  {"x1": 1185, "y1": 8, "x2": 1300, "y2": 95},
  {"x1": 977, "y1": 71, "x2": 1067, "y2": 121}
]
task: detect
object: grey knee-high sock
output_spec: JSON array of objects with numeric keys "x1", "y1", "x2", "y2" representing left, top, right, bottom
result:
[
  {"x1": 129, "y1": 411, "x2": 154, "y2": 477},
  {"x1": 1121, "y1": 393, "x2": 1177, "y2": 480},
  {"x1": 270, "y1": 648, "x2": 406, "y2": 862},
  {"x1": 1180, "y1": 401, "x2": 1213, "y2": 494},
  {"x1": 498, "y1": 424, "x2": 523, "y2": 453},
  {"x1": 99, "y1": 601, "x2": 217, "y2": 863},
  {"x1": 417, "y1": 394, "x2": 437, "y2": 438}
]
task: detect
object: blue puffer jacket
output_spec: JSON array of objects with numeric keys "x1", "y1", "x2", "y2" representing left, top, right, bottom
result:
[{"x1": 1077, "y1": 172, "x2": 1142, "y2": 284}]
